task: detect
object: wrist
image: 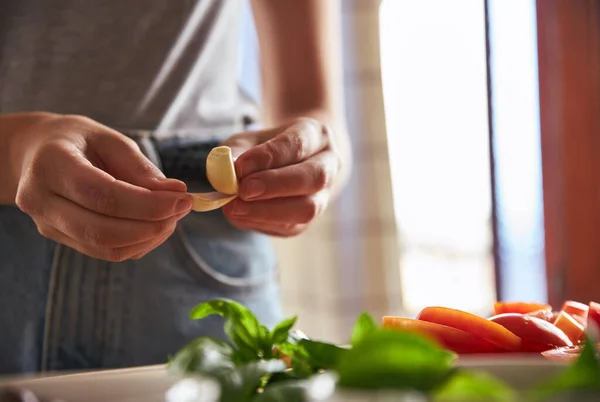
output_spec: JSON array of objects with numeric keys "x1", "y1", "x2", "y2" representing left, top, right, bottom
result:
[
  {"x1": 286, "y1": 109, "x2": 353, "y2": 198},
  {"x1": 0, "y1": 112, "x2": 58, "y2": 204}
]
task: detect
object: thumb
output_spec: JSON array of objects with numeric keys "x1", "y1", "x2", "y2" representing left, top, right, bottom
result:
[
  {"x1": 222, "y1": 135, "x2": 258, "y2": 161},
  {"x1": 90, "y1": 133, "x2": 187, "y2": 192},
  {"x1": 221, "y1": 127, "x2": 280, "y2": 177}
]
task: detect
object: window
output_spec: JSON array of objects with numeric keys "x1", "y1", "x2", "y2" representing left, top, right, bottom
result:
[{"x1": 380, "y1": 0, "x2": 546, "y2": 316}]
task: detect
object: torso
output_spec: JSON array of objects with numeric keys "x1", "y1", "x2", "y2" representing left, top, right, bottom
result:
[
  {"x1": 0, "y1": 0, "x2": 259, "y2": 140},
  {"x1": 0, "y1": 1, "x2": 281, "y2": 375}
]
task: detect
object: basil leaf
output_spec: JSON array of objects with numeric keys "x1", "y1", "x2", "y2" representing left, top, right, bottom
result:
[
  {"x1": 532, "y1": 335, "x2": 600, "y2": 401},
  {"x1": 258, "y1": 325, "x2": 275, "y2": 359},
  {"x1": 214, "y1": 359, "x2": 287, "y2": 402},
  {"x1": 434, "y1": 370, "x2": 516, "y2": 402},
  {"x1": 189, "y1": 298, "x2": 234, "y2": 320},
  {"x1": 274, "y1": 340, "x2": 300, "y2": 358},
  {"x1": 232, "y1": 346, "x2": 262, "y2": 365},
  {"x1": 336, "y1": 329, "x2": 455, "y2": 391},
  {"x1": 167, "y1": 337, "x2": 235, "y2": 376},
  {"x1": 253, "y1": 382, "x2": 309, "y2": 402},
  {"x1": 270, "y1": 316, "x2": 298, "y2": 345},
  {"x1": 290, "y1": 356, "x2": 316, "y2": 380},
  {"x1": 299, "y1": 339, "x2": 349, "y2": 370},
  {"x1": 224, "y1": 316, "x2": 259, "y2": 360},
  {"x1": 190, "y1": 298, "x2": 262, "y2": 354},
  {"x1": 263, "y1": 370, "x2": 304, "y2": 388},
  {"x1": 350, "y1": 312, "x2": 378, "y2": 346}
]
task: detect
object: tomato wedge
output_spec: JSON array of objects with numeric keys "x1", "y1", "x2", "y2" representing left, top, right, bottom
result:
[
  {"x1": 493, "y1": 301, "x2": 552, "y2": 316},
  {"x1": 588, "y1": 302, "x2": 600, "y2": 330},
  {"x1": 489, "y1": 313, "x2": 572, "y2": 352},
  {"x1": 554, "y1": 311, "x2": 585, "y2": 344},
  {"x1": 561, "y1": 300, "x2": 589, "y2": 320},
  {"x1": 526, "y1": 309, "x2": 555, "y2": 322},
  {"x1": 382, "y1": 316, "x2": 501, "y2": 354},
  {"x1": 417, "y1": 306, "x2": 521, "y2": 351},
  {"x1": 542, "y1": 343, "x2": 600, "y2": 363}
]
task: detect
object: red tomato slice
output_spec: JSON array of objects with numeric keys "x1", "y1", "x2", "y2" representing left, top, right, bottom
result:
[
  {"x1": 588, "y1": 302, "x2": 600, "y2": 330},
  {"x1": 489, "y1": 313, "x2": 572, "y2": 352},
  {"x1": 542, "y1": 343, "x2": 600, "y2": 363},
  {"x1": 561, "y1": 300, "x2": 589, "y2": 320},
  {"x1": 554, "y1": 311, "x2": 585, "y2": 344},
  {"x1": 572, "y1": 314, "x2": 588, "y2": 328},
  {"x1": 417, "y1": 306, "x2": 521, "y2": 351},
  {"x1": 493, "y1": 301, "x2": 552, "y2": 316},
  {"x1": 382, "y1": 316, "x2": 501, "y2": 354},
  {"x1": 526, "y1": 309, "x2": 555, "y2": 322}
]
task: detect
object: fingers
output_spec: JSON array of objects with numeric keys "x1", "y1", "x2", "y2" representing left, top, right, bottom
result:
[
  {"x1": 35, "y1": 191, "x2": 186, "y2": 249},
  {"x1": 36, "y1": 142, "x2": 193, "y2": 221},
  {"x1": 221, "y1": 120, "x2": 336, "y2": 237},
  {"x1": 222, "y1": 191, "x2": 329, "y2": 226},
  {"x1": 221, "y1": 125, "x2": 284, "y2": 160},
  {"x1": 234, "y1": 118, "x2": 332, "y2": 178},
  {"x1": 237, "y1": 150, "x2": 340, "y2": 201},
  {"x1": 87, "y1": 127, "x2": 187, "y2": 192},
  {"x1": 230, "y1": 219, "x2": 307, "y2": 238},
  {"x1": 37, "y1": 223, "x2": 176, "y2": 262},
  {"x1": 129, "y1": 229, "x2": 175, "y2": 259}
]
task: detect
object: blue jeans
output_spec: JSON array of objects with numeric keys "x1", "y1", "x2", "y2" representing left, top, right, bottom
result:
[{"x1": 0, "y1": 134, "x2": 282, "y2": 374}]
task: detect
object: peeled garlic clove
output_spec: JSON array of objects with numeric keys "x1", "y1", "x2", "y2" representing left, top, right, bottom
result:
[
  {"x1": 190, "y1": 192, "x2": 237, "y2": 212},
  {"x1": 186, "y1": 146, "x2": 239, "y2": 213},
  {"x1": 206, "y1": 146, "x2": 238, "y2": 195}
]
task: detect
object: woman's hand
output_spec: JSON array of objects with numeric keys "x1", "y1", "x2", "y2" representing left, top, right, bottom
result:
[
  {"x1": 9, "y1": 113, "x2": 192, "y2": 261},
  {"x1": 221, "y1": 117, "x2": 343, "y2": 237}
]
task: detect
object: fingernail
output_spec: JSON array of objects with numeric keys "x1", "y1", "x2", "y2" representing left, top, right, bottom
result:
[
  {"x1": 175, "y1": 197, "x2": 193, "y2": 214},
  {"x1": 244, "y1": 179, "x2": 265, "y2": 200},
  {"x1": 144, "y1": 164, "x2": 166, "y2": 179},
  {"x1": 159, "y1": 178, "x2": 188, "y2": 192},
  {"x1": 233, "y1": 200, "x2": 250, "y2": 216}
]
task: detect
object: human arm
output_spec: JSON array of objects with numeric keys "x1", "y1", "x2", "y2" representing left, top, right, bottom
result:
[
  {"x1": 220, "y1": 0, "x2": 352, "y2": 237},
  {"x1": 250, "y1": 0, "x2": 351, "y2": 193}
]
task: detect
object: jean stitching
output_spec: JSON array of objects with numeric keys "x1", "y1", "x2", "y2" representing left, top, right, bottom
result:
[{"x1": 40, "y1": 242, "x2": 62, "y2": 372}]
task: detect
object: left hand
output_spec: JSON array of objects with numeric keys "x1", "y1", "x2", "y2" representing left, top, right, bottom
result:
[{"x1": 221, "y1": 117, "x2": 342, "y2": 237}]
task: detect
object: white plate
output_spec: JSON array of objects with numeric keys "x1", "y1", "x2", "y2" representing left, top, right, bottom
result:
[
  {"x1": 0, "y1": 356, "x2": 567, "y2": 402},
  {"x1": 457, "y1": 354, "x2": 566, "y2": 389},
  {"x1": 0, "y1": 365, "x2": 176, "y2": 402}
]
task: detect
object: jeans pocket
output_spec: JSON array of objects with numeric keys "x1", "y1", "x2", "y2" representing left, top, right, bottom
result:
[{"x1": 174, "y1": 209, "x2": 279, "y2": 293}]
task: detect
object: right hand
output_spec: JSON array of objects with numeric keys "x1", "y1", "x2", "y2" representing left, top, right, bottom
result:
[{"x1": 12, "y1": 113, "x2": 192, "y2": 262}]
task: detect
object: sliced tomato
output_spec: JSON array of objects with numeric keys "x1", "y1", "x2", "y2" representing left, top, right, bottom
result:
[
  {"x1": 554, "y1": 311, "x2": 585, "y2": 344},
  {"x1": 526, "y1": 309, "x2": 555, "y2": 322},
  {"x1": 489, "y1": 313, "x2": 572, "y2": 352},
  {"x1": 588, "y1": 302, "x2": 600, "y2": 330},
  {"x1": 561, "y1": 300, "x2": 589, "y2": 320},
  {"x1": 382, "y1": 316, "x2": 501, "y2": 354},
  {"x1": 493, "y1": 301, "x2": 552, "y2": 316},
  {"x1": 572, "y1": 314, "x2": 588, "y2": 328},
  {"x1": 417, "y1": 306, "x2": 521, "y2": 351},
  {"x1": 542, "y1": 343, "x2": 600, "y2": 363}
]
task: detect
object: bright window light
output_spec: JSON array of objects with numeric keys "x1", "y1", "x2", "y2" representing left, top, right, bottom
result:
[{"x1": 379, "y1": 0, "x2": 496, "y2": 316}]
